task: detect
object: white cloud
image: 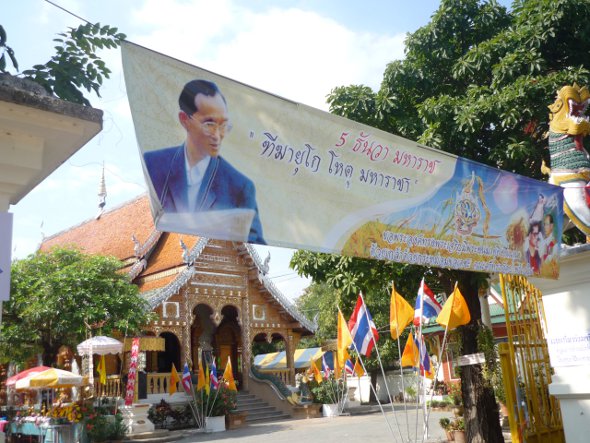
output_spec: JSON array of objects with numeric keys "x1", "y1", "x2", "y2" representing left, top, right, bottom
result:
[{"x1": 128, "y1": 1, "x2": 406, "y2": 110}]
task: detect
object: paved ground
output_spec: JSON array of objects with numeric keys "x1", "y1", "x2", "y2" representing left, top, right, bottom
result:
[{"x1": 176, "y1": 407, "x2": 461, "y2": 443}]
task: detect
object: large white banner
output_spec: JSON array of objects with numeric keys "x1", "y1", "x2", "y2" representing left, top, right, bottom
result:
[
  {"x1": 0, "y1": 212, "x2": 13, "y2": 301},
  {"x1": 122, "y1": 42, "x2": 563, "y2": 279}
]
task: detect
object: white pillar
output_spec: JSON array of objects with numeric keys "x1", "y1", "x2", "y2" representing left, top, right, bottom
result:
[{"x1": 0, "y1": 208, "x2": 14, "y2": 327}]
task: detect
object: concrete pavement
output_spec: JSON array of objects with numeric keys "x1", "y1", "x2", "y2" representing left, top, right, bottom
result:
[{"x1": 175, "y1": 407, "x2": 458, "y2": 443}]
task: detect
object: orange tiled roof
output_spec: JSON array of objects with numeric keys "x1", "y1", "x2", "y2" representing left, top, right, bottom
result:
[
  {"x1": 39, "y1": 194, "x2": 200, "y2": 290},
  {"x1": 40, "y1": 195, "x2": 154, "y2": 261},
  {"x1": 142, "y1": 232, "x2": 199, "y2": 277}
]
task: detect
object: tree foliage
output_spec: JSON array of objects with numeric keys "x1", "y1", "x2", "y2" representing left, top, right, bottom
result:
[
  {"x1": 0, "y1": 248, "x2": 154, "y2": 365},
  {"x1": 1, "y1": 22, "x2": 125, "y2": 106}
]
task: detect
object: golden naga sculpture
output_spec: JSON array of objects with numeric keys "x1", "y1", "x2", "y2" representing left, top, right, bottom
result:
[{"x1": 544, "y1": 83, "x2": 590, "y2": 236}]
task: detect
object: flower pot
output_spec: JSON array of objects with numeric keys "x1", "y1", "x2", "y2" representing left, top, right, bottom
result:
[
  {"x1": 205, "y1": 415, "x2": 226, "y2": 433},
  {"x1": 445, "y1": 429, "x2": 455, "y2": 441},
  {"x1": 321, "y1": 403, "x2": 340, "y2": 417},
  {"x1": 225, "y1": 412, "x2": 246, "y2": 429},
  {"x1": 452, "y1": 430, "x2": 466, "y2": 443}
]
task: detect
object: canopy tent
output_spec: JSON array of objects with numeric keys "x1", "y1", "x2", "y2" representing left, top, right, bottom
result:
[
  {"x1": 6, "y1": 366, "x2": 51, "y2": 387},
  {"x1": 253, "y1": 347, "x2": 334, "y2": 370},
  {"x1": 77, "y1": 336, "x2": 124, "y2": 355},
  {"x1": 16, "y1": 368, "x2": 84, "y2": 390}
]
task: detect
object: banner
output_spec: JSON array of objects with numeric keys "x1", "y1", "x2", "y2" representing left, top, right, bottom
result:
[
  {"x1": 122, "y1": 42, "x2": 563, "y2": 279},
  {"x1": 0, "y1": 212, "x2": 13, "y2": 301},
  {"x1": 124, "y1": 337, "x2": 140, "y2": 406}
]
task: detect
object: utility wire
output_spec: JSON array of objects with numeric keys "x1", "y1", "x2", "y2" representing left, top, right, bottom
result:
[{"x1": 44, "y1": 0, "x2": 91, "y2": 24}]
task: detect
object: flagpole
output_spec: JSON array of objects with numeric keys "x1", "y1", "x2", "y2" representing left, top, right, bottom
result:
[
  {"x1": 186, "y1": 364, "x2": 203, "y2": 429},
  {"x1": 414, "y1": 278, "x2": 427, "y2": 442},
  {"x1": 352, "y1": 350, "x2": 399, "y2": 442},
  {"x1": 184, "y1": 364, "x2": 202, "y2": 429},
  {"x1": 338, "y1": 371, "x2": 349, "y2": 415},
  {"x1": 392, "y1": 281, "x2": 411, "y2": 441},
  {"x1": 344, "y1": 300, "x2": 398, "y2": 442},
  {"x1": 420, "y1": 326, "x2": 450, "y2": 443},
  {"x1": 420, "y1": 281, "x2": 456, "y2": 443},
  {"x1": 358, "y1": 291, "x2": 406, "y2": 443}
]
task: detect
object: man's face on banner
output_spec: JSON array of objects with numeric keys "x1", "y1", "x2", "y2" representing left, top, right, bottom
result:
[{"x1": 181, "y1": 92, "x2": 230, "y2": 164}]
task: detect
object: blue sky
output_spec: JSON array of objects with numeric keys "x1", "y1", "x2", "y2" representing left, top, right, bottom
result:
[{"x1": 4, "y1": 0, "x2": 505, "y2": 301}]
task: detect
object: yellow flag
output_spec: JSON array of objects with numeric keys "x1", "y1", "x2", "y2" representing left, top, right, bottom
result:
[
  {"x1": 390, "y1": 282, "x2": 414, "y2": 340},
  {"x1": 197, "y1": 359, "x2": 206, "y2": 391},
  {"x1": 97, "y1": 355, "x2": 107, "y2": 385},
  {"x1": 401, "y1": 332, "x2": 419, "y2": 368},
  {"x1": 223, "y1": 356, "x2": 237, "y2": 391},
  {"x1": 337, "y1": 309, "x2": 352, "y2": 369},
  {"x1": 311, "y1": 358, "x2": 323, "y2": 384},
  {"x1": 353, "y1": 358, "x2": 365, "y2": 378},
  {"x1": 333, "y1": 351, "x2": 342, "y2": 379},
  {"x1": 169, "y1": 363, "x2": 180, "y2": 395},
  {"x1": 205, "y1": 364, "x2": 210, "y2": 395},
  {"x1": 436, "y1": 284, "x2": 471, "y2": 330}
]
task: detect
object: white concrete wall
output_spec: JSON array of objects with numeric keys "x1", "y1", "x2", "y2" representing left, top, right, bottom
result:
[
  {"x1": 530, "y1": 244, "x2": 590, "y2": 443},
  {"x1": 375, "y1": 369, "x2": 433, "y2": 403},
  {"x1": 344, "y1": 375, "x2": 372, "y2": 403}
]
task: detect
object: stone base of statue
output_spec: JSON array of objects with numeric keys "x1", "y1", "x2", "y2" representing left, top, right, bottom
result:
[{"x1": 120, "y1": 404, "x2": 155, "y2": 434}]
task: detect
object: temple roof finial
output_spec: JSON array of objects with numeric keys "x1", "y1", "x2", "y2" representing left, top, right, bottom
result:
[{"x1": 96, "y1": 164, "x2": 107, "y2": 219}]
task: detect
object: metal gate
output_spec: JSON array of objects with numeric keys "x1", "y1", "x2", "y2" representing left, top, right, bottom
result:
[{"x1": 498, "y1": 274, "x2": 564, "y2": 443}]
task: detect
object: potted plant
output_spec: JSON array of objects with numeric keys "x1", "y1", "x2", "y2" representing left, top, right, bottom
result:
[
  {"x1": 195, "y1": 383, "x2": 237, "y2": 432},
  {"x1": 451, "y1": 417, "x2": 466, "y2": 443},
  {"x1": 439, "y1": 417, "x2": 454, "y2": 441},
  {"x1": 310, "y1": 378, "x2": 344, "y2": 417}
]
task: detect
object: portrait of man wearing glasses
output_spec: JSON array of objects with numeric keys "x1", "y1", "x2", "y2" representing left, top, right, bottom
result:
[{"x1": 143, "y1": 79, "x2": 265, "y2": 244}]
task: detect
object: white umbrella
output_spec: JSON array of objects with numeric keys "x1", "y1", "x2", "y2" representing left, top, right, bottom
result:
[{"x1": 77, "y1": 336, "x2": 123, "y2": 355}]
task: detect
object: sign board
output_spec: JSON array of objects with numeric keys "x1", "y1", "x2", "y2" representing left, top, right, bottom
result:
[
  {"x1": 456, "y1": 352, "x2": 486, "y2": 367},
  {"x1": 122, "y1": 41, "x2": 563, "y2": 279},
  {"x1": 0, "y1": 212, "x2": 13, "y2": 302},
  {"x1": 547, "y1": 333, "x2": 590, "y2": 367}
]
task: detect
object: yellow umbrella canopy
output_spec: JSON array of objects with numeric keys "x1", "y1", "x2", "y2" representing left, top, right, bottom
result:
[{"x1": 27, "y1": 368, "x2": 84, "y2": 389}]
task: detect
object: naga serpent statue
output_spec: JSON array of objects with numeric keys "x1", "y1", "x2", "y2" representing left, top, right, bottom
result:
[{"x1": 544, "y1": 84, "x2": 590, "y2": 236}]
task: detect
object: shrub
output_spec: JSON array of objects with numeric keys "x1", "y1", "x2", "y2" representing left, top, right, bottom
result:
[
  {"x1": 195, "y1": 384, "x2": 237, "y2": 417},
  {"x1": 309, "y1": 378, "x2": 344, "y2": 404}
]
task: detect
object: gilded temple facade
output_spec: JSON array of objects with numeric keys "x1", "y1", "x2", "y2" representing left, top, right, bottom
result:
[{"x1": 40, "y1": 195, "x2": 314, "y2": 390}]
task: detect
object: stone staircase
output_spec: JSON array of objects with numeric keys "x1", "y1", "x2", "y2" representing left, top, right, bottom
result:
[
  {"x1": 236, "y1": 391, "x2": 291, "y2": 423},
  {"x1": 125, "y1": 429, "x2": 188, "y2": 443}
]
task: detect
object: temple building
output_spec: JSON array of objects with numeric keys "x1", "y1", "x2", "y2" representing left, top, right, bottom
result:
[{"x1": 39, "y1": 194, "x2": 315, "y2": 394}]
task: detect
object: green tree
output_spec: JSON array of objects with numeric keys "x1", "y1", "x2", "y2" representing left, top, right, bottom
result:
[
  {"x1": 303, "y1": 0, "x2": 590, "y2": 441},
  {"x1": 291, "y1": 252, "x2": 426, "y2": 369},
  {"x1": 1, "y1": 22, "x2": 125, "y2": 106},
  {"x1": 0, "y1": 248, "x2": 155, "y2": 365},
  {"x1": 295, "y1": 282, "x2": 339, "y2": 348}
]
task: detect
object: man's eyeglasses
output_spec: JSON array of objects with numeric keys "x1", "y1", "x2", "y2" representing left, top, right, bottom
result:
[
  {"x1": 201, "y1": 121, "x2": 232, "y2": 135},
  {"x1": 189, "y1": 114, "x2": 232, "y2": 135}
]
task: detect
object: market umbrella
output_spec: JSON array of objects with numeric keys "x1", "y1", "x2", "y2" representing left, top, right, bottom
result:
[
  {"x1": 77, "y1": 336, "x2": 124, "y2": 355},
  {"x1": 19, "y1": 368, "x2": 84, "y2": 389},
  {"x1": 6, "y1": 366, "x2": 51, "y2": 387}
]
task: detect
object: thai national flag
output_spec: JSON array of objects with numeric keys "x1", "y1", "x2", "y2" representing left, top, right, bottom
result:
[
  {"x1": 413, "y1": 278, "x2": 442, "y2": 326},
  {"x1": 209, "y1": 359, "x2": 219, "y2": 389},
  {"x1": 348, "y1": 293, "x2": 380, "y2": 357},
  {"x1": 344, "y1": 359, "x2": 355, "y2": 376},
  {"x1": 181, "y1": 363, "x2": 192, "y2": 393},
  {"x1": 415, "y1": 335, "x2": 434, "y2": 379},
  {"x1": 322, "y1": 355, "x2": 331, "y2": 379}
]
